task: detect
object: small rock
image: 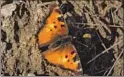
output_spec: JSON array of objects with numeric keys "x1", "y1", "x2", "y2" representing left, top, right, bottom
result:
[
  {"x1": 1, "y1": 3, "x2": 16, "y2": 18},
  {"x1": 27, "y1": 73, "x2": 35, "y2": 76}
]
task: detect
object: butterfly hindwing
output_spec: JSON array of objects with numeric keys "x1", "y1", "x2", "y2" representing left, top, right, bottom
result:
[{"x1": 42, "y1": 42, "x2": 83, "y2": 75}]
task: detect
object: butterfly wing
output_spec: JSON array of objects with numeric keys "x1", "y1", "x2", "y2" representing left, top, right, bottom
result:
[
  {"x1": 38, "y1": 5, "x2": 68, "y2": 46},
  {"x1": 42, "y1": 43, "x2": 83, "y2": 75}
]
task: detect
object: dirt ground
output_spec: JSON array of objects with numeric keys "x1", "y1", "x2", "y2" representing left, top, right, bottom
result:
[{"x1": 1, "y1": 0, "x2": 124, "y2": 76}]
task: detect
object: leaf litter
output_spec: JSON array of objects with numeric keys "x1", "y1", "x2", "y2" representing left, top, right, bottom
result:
[{"x1": 1, "y1": 0, "x2": 123, "y2": 76}]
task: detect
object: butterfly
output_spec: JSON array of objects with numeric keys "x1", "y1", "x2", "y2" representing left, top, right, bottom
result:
[
  {"x1": 37, "y1": 2, "x2": 83, "y2": 76},
  {"x1": 38, "y1": 4, "x2": 68, "y2": 47},
  {"x1": 42, "y1": 36, "x2": 83, "y2": 75}
]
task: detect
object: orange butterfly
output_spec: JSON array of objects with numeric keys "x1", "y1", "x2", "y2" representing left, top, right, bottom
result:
[
  {"x1": 38, "y1": 4, "x2": 68, "y2": 46},
  {"x1": 42, "y1": 36, "x2": 83, "y2": 75},
  {"x1": 37, "y1": 2, "x2": 83, "y2": 75}
]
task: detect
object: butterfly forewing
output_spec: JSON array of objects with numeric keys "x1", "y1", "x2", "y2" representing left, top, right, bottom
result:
[{"x1": 38, "y1": 4, "x2": 68, "y2": 47}]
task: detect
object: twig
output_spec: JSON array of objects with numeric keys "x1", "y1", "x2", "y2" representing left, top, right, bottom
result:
[
  {"x1": 103, "y1": 70, "x2": 109, "y2": 76},
  {"x1": 95, "y1": 30, "x2": 108, "y2": 53},
  {"x1": 76, "y1": 23, "x2": 123, "y2": 28},
  {"x1": 87, "y1": 39, "x2": 123, "y2": 64},
  {"x1": 109, "y1": 24, "x2": 123, "y2": 28},
  {"x1": 75, "y1": 40, "x2": 88, "y2": 47},
  {"x1": 107, "y1": 49, "x2": 123, "y2": 76}
]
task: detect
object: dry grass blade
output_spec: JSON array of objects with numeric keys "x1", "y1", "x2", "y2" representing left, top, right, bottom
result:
[
  {"x1": 87, "y1": 38, "x2": 123, "y2": 64},
  {"x1": 76, "y1": 23, "x2": 123, "y2": 28}
]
